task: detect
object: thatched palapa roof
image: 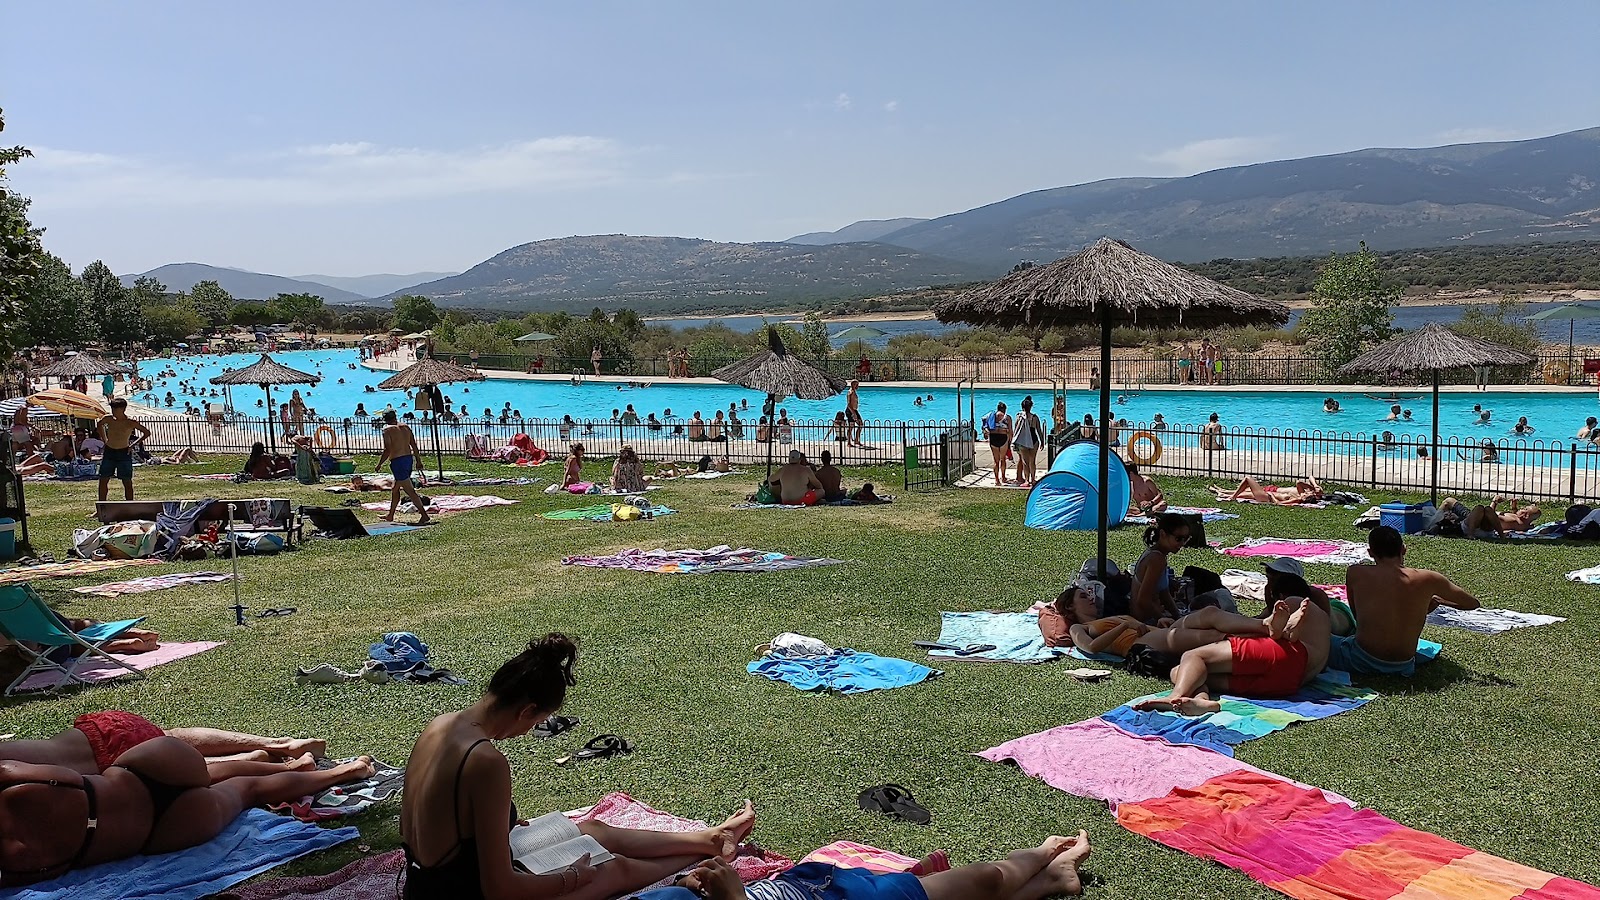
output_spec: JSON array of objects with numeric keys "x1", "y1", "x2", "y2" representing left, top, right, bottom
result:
[
  {"x1": 209, "y1": 354, "x2": 321, "y2": 386},
  {"x1": 934, "y1": 238, "x2": 1289, "y2": 329},
  {"x1": 712, "y1": 327, "x2": 847, "y2": 401},
  {"x1": 1339, "y1": 322, "x2": 1536, "y2": 375},
  {"x1": 35, "y1": 352, "x2": 128, "y2": 378},
  {"x1": 378, "y1": 358, "x2": 486, "y2": 390}
]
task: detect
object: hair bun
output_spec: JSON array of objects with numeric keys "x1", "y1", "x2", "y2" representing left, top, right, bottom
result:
[{"x1": 529, "y1": 633, "x2": 578, "y2": 686}]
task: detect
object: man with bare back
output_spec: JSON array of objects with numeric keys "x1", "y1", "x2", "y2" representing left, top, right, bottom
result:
[
  {"x1": 1338, "y1": 525, "x2": 1479, "y2": 676},
  {"x1": 845, "y1": 379, "x2": 864, "y2": 447},
  {"x1": 1133, "y1": 594, "x2": 1331, "y2": 715},
  {"x1": 376, "y1": 409, "x2": 431, "y2": 524}
]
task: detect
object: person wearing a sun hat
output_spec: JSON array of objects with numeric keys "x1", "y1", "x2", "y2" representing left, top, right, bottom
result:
[{"x1": 1261, "y1": 556, "x2": 1333, "y2": 617}]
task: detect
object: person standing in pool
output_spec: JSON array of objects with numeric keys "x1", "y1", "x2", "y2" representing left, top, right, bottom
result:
[
  {"x1": 982, "y1": 401, "x2": 1012, "y2": 485},
  {"x1": 377, "y1": 409, "x2": 431, "y2": 524}
]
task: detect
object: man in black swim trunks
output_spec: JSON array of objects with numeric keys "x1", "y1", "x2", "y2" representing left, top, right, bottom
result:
[
  {"x1": 96, "y1": 398, "x2": 151, "y2": 502},
  {"x1": 844, "y1": 379, "x2": 864, "y2": 448}
]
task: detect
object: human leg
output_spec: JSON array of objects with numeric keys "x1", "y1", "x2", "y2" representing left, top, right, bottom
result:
[
  {"x1": 163, "y1": 726, "x2": 326, "y2": 759},
  {"x1": 97, "y1": 475, "x2": 111, "y2": 502},
  {"x1": 203, "y1": 753, "x2": 317, "y2": 782},
  {"x1": 1174, "y1": 606, "x2": 1271, "y2": 637},
  {"x1": 576, "y1": 800, "x2": 753, "y2": 861},
  {"x1": 398, "y1": 479, "x2": 432, "y2": 524},
  {"x1": 919, "y1": 833, "x2": 1082, "y2": 900},
  {"x1": 120, "y1": 475, "x2": 134, "y2": 500},
  {"x1": 382, "y1": 481, "x2": 401, "y2": 521},
  {"x1": 1008, "y1": 831, "x2": 1093, "y2": 900},
  {"x1": 1132, "y1": 641, "x2": 1231, "y2": 714},
  {"x1": 143, "y1": 755, "x2": 375, "y2": 854}
]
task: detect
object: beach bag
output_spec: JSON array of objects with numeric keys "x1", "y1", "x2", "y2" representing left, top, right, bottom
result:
[
  {"x1": 74, "y1": 521, "x2": 160, "y2": 560},
  {"x1": 611, "y1": 503, "x2": 642, "y2": 521},
  {"x1": 753, "y1": 483, "x2": 778, "y2": 505}
]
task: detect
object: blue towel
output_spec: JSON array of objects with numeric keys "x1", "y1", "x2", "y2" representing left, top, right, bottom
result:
[
  {"x1": 747, "y1": 652, "x2": 937, "y2": 694},
  {"x1": 929, "y1": 611, "x2": 1066, "y2": 664},
  {"x1": 0, "y1": 809, "x2": 357, "y2": 900},
  {"x1": 1099, "y1": 678, "x2": 1378, "y2": 757}
]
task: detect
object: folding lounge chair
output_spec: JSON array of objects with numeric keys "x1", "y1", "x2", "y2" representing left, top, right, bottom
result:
[{"x1": 0, "y1": 584, "x2": 147, "y2": 695}]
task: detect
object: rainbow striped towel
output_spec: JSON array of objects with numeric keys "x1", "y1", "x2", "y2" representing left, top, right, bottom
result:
[
  {"x1": 1119, "y1": 771, "x2": 1599, "y2": 899},
  {"x1": 1099, "y1": 678, "x2": 1378, "y2": 756}
]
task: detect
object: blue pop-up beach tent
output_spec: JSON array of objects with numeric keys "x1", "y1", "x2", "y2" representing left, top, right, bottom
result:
[{"x1": 1024, "y1": 440, "x2": 1130, "y2": 531}]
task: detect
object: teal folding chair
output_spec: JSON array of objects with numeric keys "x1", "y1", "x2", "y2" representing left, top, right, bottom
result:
[{"x1": 0, "y1": 584, "x2": 147, "y2": 695}]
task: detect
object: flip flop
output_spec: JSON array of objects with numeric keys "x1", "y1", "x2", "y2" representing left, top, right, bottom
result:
[
  {"x1": 257, "y1": 607, "x2": 298, "y2": 618},
  {"x1": 532, "y1": 715, "x2": 580, "y2": 739},
  {"x1": 566, "y1": 734, "x2": 633, "y2": 763},
  {"x1": 954, "y1": 643, "x2": 997, "y2": 656},
  {"x1": 912, "y1": 641, "x2": 961, "y2": 652},
  {"x1": 857, "y1": 783, "x2": 931, "y2": 825}
]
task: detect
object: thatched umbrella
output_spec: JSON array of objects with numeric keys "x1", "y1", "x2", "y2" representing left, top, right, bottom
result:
[
  {"x1": 1340, "y1": 322, "x2": 1535, "y2": 504},
  {"x1": 209, "y1": 354, "x2": 320, "y2": 453},
  {"x1": 377, "y1": 357, "x2": 486, "y2": 481},
  {"x1": 35, "y1": 352, "x2": 129, "y2": 381},
  {"x1": 936, "y1": 238, "x2": 1289, "y2": 577},
  {"x1": 713, "y1": 327, "x2": 848, "y2": 478}
]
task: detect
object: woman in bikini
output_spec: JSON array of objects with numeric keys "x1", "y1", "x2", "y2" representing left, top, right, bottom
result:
[
  {"x1": 1041, "y1": 579, "x2": 1268, "y2": 659},
  {"x1": 1210, "y1": 475, "x2": 1322, "y2": 506},
  {"x1": 563, "y1": 443, "x2": 585, "y2": 488},
  {"x1": 1130, "y1": 513, "x2": 1188, "y2": 624},
  {"x1": 0, "y1": 738, "x2": 372, "y2": 885},
  {"x1": 400, "y1": 634, "x2": 758, "y2": 900},
  {"x1": 983, "y1": 402, "x2": 1012, "y2": 486}
]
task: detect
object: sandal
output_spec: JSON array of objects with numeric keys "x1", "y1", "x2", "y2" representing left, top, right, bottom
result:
[
  {"x1": 562, "y1": 734, "x2": 633, "y2": 764},
  {"x1": 532, "y1": 715, "x2": 580, "y2": 739},
  {"x1": 257, "y1": 607, "x2": 298, "y2": 618},
  {"x1": 857, "y1": 783, "x2": 931, "y2": 825}
]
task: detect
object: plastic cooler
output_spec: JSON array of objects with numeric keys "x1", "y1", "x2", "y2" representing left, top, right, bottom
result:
[
  {"x1": 0, "y1": 517, "x2": 15, "y2": 561},
  {"x1": 1379, "y1": 502, "x2": 1429, "y2": 535}
]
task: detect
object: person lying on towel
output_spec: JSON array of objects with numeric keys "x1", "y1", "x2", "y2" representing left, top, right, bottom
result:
[
  {"x1": 1132, "y1": 594, "x2": 1331, "y2": 716},
  {"x1": 401, "y1": 633, "x2": 759, "y2": 900},
  {"x1": 1209, "y1": 474, "x2": 1323, "y2": 506},
  {"x1": 1043, "y1": 578, "x2": 1284, "y2": 662},
  {"x1": 645, "y1": 832, "x2": 1092, "y2": 900},
  {"x1": 1338, "y1": 525, "x2": 1480, "y2": 676},
  {"x1": 0, "y1": 710, "x2": 331, "y2": 784},
  {"x1": 0, "y1": 728, "x2": 373, "y2": 884}
]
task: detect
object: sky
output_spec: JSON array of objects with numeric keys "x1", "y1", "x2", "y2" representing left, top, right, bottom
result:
[{"x1": 6, "y1": 0, "x2": 1599, "y2": 277}]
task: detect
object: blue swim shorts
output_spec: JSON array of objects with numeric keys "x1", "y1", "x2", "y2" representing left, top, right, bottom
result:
[{"x1": 389, "y1": 454, "x2": 415, "y2": 482}]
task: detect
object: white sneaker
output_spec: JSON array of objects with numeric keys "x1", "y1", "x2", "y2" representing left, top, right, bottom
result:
[
  {"x1": 295, "y1": 663, "x2": 356, "y2": 685},
  {"x1": 359, "y1": 661, "x2": 391, "y2": 684}
]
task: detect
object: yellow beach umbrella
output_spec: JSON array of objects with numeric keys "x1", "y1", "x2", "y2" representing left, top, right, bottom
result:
[{"x1": 28, "y1": 388, "x2": 108, "y2": 420}]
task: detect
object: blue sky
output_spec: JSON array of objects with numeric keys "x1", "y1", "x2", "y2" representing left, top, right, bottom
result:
[{"x1": 6, "y1": 0, "x2": 1598, "y2": 276}]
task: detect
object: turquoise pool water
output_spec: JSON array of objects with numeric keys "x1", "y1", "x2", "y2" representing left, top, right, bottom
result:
[{"x1": 138, "y1": 349, "x2": 1596, "y2": 445}]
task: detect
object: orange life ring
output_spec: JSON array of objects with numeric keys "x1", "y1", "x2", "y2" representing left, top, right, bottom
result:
[
  {"x1": 1127, "y1": 430, "x2": 1162, "y2": 466},
  {"x1": 313, "y1": 425, "x2": 337, "y2": 450}
]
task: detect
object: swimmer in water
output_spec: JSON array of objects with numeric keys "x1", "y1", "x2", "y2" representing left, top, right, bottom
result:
[
  {"x1": 1384, "y1": 404, "x2": 1401, "y2": 422},
  {"x1": 1473, "y1": 404, "x2": 1492, "y2": 425},
  {"x1": 1323, "y1": 397, "x2": 1341, "y2": 413},
  {"x1": 914, "y1": 397, "x2": 924, "y2": 407},
  {"x1": 1402, "y1": 409, "x2": 1413, "y2": 421},
  {"x1": 1513, "y1": 416, "x2": 1534, "y2": 436}
]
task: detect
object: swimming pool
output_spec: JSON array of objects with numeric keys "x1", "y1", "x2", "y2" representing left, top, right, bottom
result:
[{"x1": 136, "y1": 348, "x2": 1596, "y2": 445}]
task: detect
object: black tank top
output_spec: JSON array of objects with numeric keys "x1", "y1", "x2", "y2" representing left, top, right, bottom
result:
[{"x1": 403, "y1": 738, "x2": 512, "y2": 900}]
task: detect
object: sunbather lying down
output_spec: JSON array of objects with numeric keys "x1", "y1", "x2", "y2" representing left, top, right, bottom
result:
[
  {"x1": 0, "y1": 710, "x2": 329, "y2": 783},
  {"x1": 646, "y1": 832, "x2": 1092, "y2": 899},
  {"x1": 1210, "y1": 475, "x2": 1323, "y2": 505}
]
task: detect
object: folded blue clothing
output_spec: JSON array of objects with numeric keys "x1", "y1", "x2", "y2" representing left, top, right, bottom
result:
[
  {"x1": 930, "y1": 611, "x2": 1066, "y2": 664},
  {"x1": 0, "y1": 809, "x2": 357, "y2": 900},
  {"x1": 747, "y1": 651, "x2": 937, "y2": 694}
]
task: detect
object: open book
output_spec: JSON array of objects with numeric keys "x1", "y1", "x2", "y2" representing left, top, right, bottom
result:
[{"x1": 510, "y1": 812, "x2": 615, "y2": 875}]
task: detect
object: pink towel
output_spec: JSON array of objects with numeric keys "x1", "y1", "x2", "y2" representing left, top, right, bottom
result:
[
  {"x1": 802, "y1": 841, "x2": 930, "y2": 874},
  {"x1": 17, "y1": 640, "x2": 223, "y2": 691},
  {"x1": 569, "y1": 792, "x2": 793, "y2": 883},
  {"x1": 211, "y1": 850, "x2": 404, "y2": 900},
  {"x1": 978, "y1": 719, "x2": 1352, "y2": 808}
]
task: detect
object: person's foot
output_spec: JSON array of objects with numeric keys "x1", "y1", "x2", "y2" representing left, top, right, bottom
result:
[
  {"x1": 415, "y1": 515, "x2": 432, "y2": 525},
  {"x1": 329, "y1": 755, "x2": 377, "y2": 782},
  {"x1": 1130, "y1": 696, "x2": 1180, "y2": 712},
  {"x1": 708, "y1": 800, "x2": 757, "y2": 860},
  {"x1": 286, "y1": 752, "x2": 318, "y2": 771},
  {"x1": 277, "y1": 738, "x2": 327, "y2": 759},
  {"x1": 1172, "y1": 696, "x2": 1222, "y2": 716},
  {"x1": 1040, "y1": 831, "x2": 1092, "y2": 896},
  {"x1": 377, "y1": 514, "x2": 395, "y2": 522}
]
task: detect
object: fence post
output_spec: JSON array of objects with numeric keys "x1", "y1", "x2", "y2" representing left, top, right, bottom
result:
[
  {"x1": 901, "y1": 423, "x2": 908, "y2": 491},
  {"x1": 939, "y1": 430, "x2": 951, "y2": 485},
  {"x1": 184, "y1": 416, "x2": 193, "y2": 451},
  {"x1": 1370, "y1": 437, "x2": 1378, "y2": 489},
  {"x1": 1571, "y1": 444, "x2": 1580, "y2": 504}
]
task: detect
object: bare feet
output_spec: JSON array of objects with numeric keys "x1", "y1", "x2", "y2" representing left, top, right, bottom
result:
[
  {"x1": 1172, "y1": 695, "x2": 1222, "y2": 716},
  {"x1": 708, "y1": 800, "x2": 757, "y2": 860},
  {"x1": 1131, "y1": 696, "x2": 1180, "y2": 712},
  {"x1": 378, "y1": 514, "x2": 395, "y2": 522},
  {"x1": 286, "y1": 752, "x2": 318, "y2": 771},
  {"x1": 1040, "y1": 831, "x2": 1092, "y2": 896},
  {"x1": 331, "y1": 755, "x2": 377, "y2": 782},
  {"x1": 416, "y1": 515, "x2": 432, "y2": 525},
  {"x1": 280, "y1": 738, "x2": 327, "y2": 759}
]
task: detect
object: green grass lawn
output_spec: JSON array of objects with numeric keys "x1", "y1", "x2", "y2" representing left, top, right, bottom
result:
[{"x1": 5, "y1": 460, "x2": 1599, "y2": 897}]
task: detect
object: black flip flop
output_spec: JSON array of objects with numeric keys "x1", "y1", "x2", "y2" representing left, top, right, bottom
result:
[
  {"x1": 912, "y1": 641, "x2": 960, "y2": 652},
  {"x1": 571, "y1": 734, "x2": 633, "y2": 762},
  {"x1": 256, "y1": 607, "x2": 298, "y2": 618},
  {"x1": 532, "y1": 715, "x2": 580, "y2": 739},
  {"x1": 955, "y1": 643, "x2": 997, "y2": 656},
  {"x1": 857, "y1": 783, "x2": 931, "y2": 825}
]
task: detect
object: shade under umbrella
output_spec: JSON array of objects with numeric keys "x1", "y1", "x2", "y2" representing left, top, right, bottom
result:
[
  {"x1": 377, "y1": 358, "x2": 485, "y2": 481},
  {"x1": 209, "y1": 354, "x2": 321, "y2": 453},
  {"x1": 937, "y1": 238, "x2": 1290, "y2": 580},
  {"x1": 713, "y1": 327, "x2": 848, "y2": 478},
  {"x1": 34, "y1": 352, "x2": 128, "y2": 379},
  {"x1": 514, "y1": 332, "x2": 558, "y2": 343},
  {"x1": 1340, "y1": 322, "x2": 1536, "y2": 504},
  {"x1": 1526, "y1": 302, "x2": 1600, "y2": 383},
  {"x1": 28, "y1": 388, "x2": 108, "y2": 420}
]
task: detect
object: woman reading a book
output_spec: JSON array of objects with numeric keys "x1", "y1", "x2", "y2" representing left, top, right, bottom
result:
[{"x1": 400, "y1": 633, "x2": 757, "y2": 900}]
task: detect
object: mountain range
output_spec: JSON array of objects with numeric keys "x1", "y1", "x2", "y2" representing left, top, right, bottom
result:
[
  {"x1": 117, "y1": 263, "x2": 452, "y2": 303},
  {"x1": 130, "y1": 126, "x2": 1600, "y2": 311}
]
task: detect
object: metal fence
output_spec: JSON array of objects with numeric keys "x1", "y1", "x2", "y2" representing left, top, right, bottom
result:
[
  {"x1": 430, "y1": 350, "x2": 1585, "y2": 387},
  {"x1": 902, "y1": 423, "x2": 975, "y2": 491}
]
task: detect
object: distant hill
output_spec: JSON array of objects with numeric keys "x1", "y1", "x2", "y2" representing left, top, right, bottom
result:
[
  {"x1": 786, "y1": 218, "x2": 929, "y2": 245},
  {"x1": 388, "y1": 235, "x2": 990, "y2": 312},
  {"x1": 292, "y1": 271, "x2": 457, "y2": 298},
  {"x1": 873, "y1": 127, "x2": 1600, "y2": 265},
  {"x1": 119, "y1": 263, "x2": 370, "y2": 304}
]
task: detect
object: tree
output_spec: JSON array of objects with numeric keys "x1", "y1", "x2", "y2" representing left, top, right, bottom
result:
[
  {"x1": 229, "y1": 301, "x2": 275, "y2": 327},
  {"x1": 1298, "y1": 242, "x2": 1398, "y2": 371},
  {"x1": 799, "y1": 312, "x2": 832, "y2": 359},
  {"x1": 143, "y1": 300, "x2": 204, "y2": 347},
  {"x1": 392, "y1": 294, "x2": 441, "y2": 333},
  {"x1": 270, "y1": 292, "x2": 325, "y2": 336},
  {"x1": 24, "y1": 253, "x2": 97, "y2": 347},
  {"x1": 82, "y1": 261, "x2": 144, "y2": 347},
  {"x1": 0, "y1": 108, "x2": 45, "y2": 364},
  {"x1": 1450, "y1": 296, "x2": 1540, "y2": 354},
  {"x1": 189, "y1": 279, "x2": 234, "y2": 327},
  {"x1": 448, "y1": 322, "x2": 514, "y2": 357}
]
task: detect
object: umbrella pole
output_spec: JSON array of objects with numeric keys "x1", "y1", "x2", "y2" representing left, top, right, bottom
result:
[
  {"x1": 765, "y1": 393, "x2": 776, "y2": 481},
  {"x1": 1570, "y1": 320, "x2": 1575, "y2": 387},
  {"x1": 1097, "y1": 305, "x2": 1112, "y2": 582},
  {"x1": 263, "y1": 384, "x2": 276, "y2": 454},
  {"x1": 1431, "y1": 370, "x2": 1440, "y2": 507}
]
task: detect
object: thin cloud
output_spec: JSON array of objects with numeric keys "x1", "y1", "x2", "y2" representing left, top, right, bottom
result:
[
  {"x1": 883, "y1": 100, "x2": 899, "y2": 113},
  {"x1": 834, "y1": 92, "x2": 853, "y2": 111},
  {"x1": 1142, "y1": 136, "x2": 1278, "y2": 174},
  {"x1": 18, "y1": 137, "x2": 633, "y2": 209}
]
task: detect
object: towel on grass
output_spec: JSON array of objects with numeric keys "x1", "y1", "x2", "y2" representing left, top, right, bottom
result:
[
  {"x1": 801, "y1": 842, "x2": 933, "y2": 875},
  {"x1": 17, "y1": 641, "x2": 223, "y2": 692},
  {"x1": 72, "y1": 570, "x2": 232, "y2": 597},
  {"x1": 748, "y1": 652, "x2": 937, "y2": 694},
  {"x1": 683, "y1": 469, "x2": 743, "y2": 479},
  {"x1": 268, "y1": 759, "x2": 404, "y2": 822},
  {"x1": 1565, "y1": 564, "x2": 1600, "y2": 585},
  {"x1": 1224, "y1": 538, "x2": 1371, "y2": 566},
  {"x1": 1424, "y1": 606, "x2": 1566, "y2": 633},
  {"x1": 563, "y1": 546, "x2": 841, "y2": 574},
  {"x1": 978, "y1": 718, "x2": 1353, "y2": 808},
  {"x1": 359, "y1": 494, "x2": 517, "y2": 514},
  {"x1": 179, "y1": 473, "x2": 239, "y2": 480},
  {"x1": 1098, "y1": 678, "x2": 1378, "y2": 757},
  {"x1": 210, "y1": 850, "x2": 403, "y2": 900},
  {"x1": 452, "y1": 476, "x2": 540, "y2": 486},
  {"x1": 1118, "y1": 771, "x2": 1600, "y2": 900},
  {"x1": 542, "y1": 504, "x2": 679, "y2": 521},
  {"x1": 0, "y1": 808, "x2": 357, "y2": 900},
  {"x1": 1126, "y1": 506, "x2": 1239, "y2": 525},
  {"x1": 569, "y1": 792, "x2": 792, "y2": 885},
  {"x1": 928, "y1": 611, "x2": 1065, "y2": 664},
  {"x1": 0, "y1": 558, "x2": 162, "y2": 586}
]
